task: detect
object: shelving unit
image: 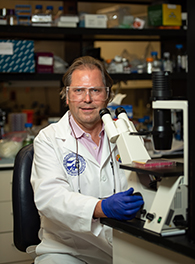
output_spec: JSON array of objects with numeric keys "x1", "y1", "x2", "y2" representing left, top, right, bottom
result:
[{"x1": 0, "y1": 25, "x2": 187, "y2": 83}]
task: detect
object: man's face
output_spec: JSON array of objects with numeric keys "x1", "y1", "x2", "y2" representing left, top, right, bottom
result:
[{"x1": 66, "y1": 68, "x2": 108, "y2": 130}]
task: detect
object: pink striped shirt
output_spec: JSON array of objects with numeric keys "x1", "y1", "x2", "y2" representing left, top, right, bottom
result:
[{"x1": 69, "y1": 114, "x2": 104, "y2": 164}]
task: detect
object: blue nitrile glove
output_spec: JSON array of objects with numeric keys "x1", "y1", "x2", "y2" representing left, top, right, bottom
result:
[{"x1": 101, "y1": 188, "x2": 144, "y2": 221}]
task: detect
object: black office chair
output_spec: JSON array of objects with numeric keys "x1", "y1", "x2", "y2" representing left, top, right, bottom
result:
[{"x1": 12, "y1": 143, "x2": 40, "y2": 253}]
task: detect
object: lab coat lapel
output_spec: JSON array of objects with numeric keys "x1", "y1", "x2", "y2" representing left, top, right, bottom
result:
[
  {"x1": 62, "y1": 135, "x2": 99, "y2": 165},
  {"x1": 100, "y1": 135, "x2": 116, "y2": 168},
  {"x1": 54, "y1": 111, "x2": 102, "y2": 165}
]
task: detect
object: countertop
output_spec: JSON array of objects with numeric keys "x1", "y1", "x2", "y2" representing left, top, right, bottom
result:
[
  {"x1": 0, "y1": 157, "x2": 14, "y2": 169},
  {"x1": 100, "y1": 218, "x2": 195, "y2": 260}
]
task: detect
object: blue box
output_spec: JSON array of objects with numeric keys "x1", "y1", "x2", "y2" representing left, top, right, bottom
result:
[
  {"x1": 107, "y1": 105, "x2": 133, "y2": 119},
  {"x1": 0, "y1": 40, "x2": 35, "y2": 72}
]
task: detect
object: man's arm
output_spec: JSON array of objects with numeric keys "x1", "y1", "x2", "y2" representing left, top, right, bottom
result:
[{"x1": 93, "y1": 201, "x2": 107, "y2": 218}]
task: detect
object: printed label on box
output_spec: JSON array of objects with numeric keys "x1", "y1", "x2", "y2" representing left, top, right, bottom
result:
[
  {"x1": 38, "y1": 56, "x2": 53, "y2": 66},
  {"x1": 0, "y1": 43, "x2": 13, "y2": 55},
  {"x1": 0, "y1": 40, "x2": 35, "y2": 73}
]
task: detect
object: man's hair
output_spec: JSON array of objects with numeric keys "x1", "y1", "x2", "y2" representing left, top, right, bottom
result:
[{"x1": 60, "y1": 56, "x2": 113, "y2": 101}]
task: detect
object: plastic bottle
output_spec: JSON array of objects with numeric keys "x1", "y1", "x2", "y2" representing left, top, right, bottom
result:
[
  {"x1": 114, "y1": 55, "x2": 123, "y2": 73},
  {"x1": 55, "y1": 6, "x2": 64, "y2": 19},
  {"x1": 175, "y1": 44, "x2": 184, "y2": 72},
  {"x1": 163, "y1": 52, "x2": 173, "y2": 72},
  {"x1": 45, "y1": 5, "x2": 54, "y2": 22},
  {"x1": 146, "y1": 57, "x2": 153, "y2": 74},
  {"x1": 23, "y1": 123, "x2": 35, "y2": 147},
  {"x1": 46, "y1": 5, "x2": 53, "y2": 15},
  {"x1": 34, "y1": 5, "x2": 43, "y2": 15},
  {"x1": 182, "y1": 51, "x2": 188, "y2": 73},
  {"x1": 8, "y1": 9, "x2": 16, "y2": 25},
  {"x1": 151, "y1": 51, "x2": 161, "y2": 72},
  {"x1": 137, "y1": 118, "x2": 147, "y2": 132}
]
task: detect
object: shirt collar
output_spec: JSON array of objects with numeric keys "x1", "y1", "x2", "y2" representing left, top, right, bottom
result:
[{"x1": 69, "y1": 114, "x2": 104, "y2": 139}]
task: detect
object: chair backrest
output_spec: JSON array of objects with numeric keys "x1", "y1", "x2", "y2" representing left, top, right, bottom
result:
[{"x1": 12, "y1": 144, "x2": 40, "y2": 252}]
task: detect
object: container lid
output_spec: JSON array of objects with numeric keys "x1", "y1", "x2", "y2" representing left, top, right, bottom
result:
[
  {"x1": 138, "y1": 118, "x2": 145, "y2": 123},
  {"x1": 176, "y1": 44, "x2": 183, "y2": 49},
  {"x1": 25, "y1": 123, "x2": 33, "y2": 128},
  {"x1": 35, "y1": 5, "x2": 43, "y2": 9},
  {"x1": 151, "y1": 51, "x2": 158, "y2": 56},
  {"x1": 8, "y1": 9, "x2": 15, "y2": 15},
  {"x1": 146, "y1": 57, "x2": 153, "y2": 62},
  {"x1": 46, "y1": 6, "x2": 53, "y2": 10},
  {"x1": 144, "y1": 115, "x2": 150, "y2": 121}
]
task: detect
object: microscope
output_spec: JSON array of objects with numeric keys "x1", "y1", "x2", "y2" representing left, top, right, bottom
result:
[{"x1": 100, "y1": 72, "x2": 188, "y2": 236}]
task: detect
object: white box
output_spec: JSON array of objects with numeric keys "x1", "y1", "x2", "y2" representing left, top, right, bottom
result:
[
  {"x1": 59, "y1": 15, "x2": 79, "y2": 23},
  {"x1": 81, "y1": 14, "x2": 107, "y2": 28}
]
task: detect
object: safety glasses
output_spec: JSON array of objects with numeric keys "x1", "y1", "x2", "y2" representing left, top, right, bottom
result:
[{"x1": 66, "y1": 86, "x2": 109, "y2": 102}]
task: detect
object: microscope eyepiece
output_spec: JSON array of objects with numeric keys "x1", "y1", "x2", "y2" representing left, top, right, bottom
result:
[
  {"x1": 99, "y1": 108, "x2": 111, "y2": 118},
  {"x1": 115, "y1": 107, "x2": 127, "y2": 117}
]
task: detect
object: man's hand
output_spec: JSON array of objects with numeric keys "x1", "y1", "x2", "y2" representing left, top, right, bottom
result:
[{"x1": 101, "y1": 188, "x2": 144, "y2": 220}]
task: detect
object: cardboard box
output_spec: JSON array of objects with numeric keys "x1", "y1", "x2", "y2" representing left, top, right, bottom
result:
[
  {"x1": 148, "y1": 4, "x2": 182, "y2": 26},
  {"x1": 0, "y1": 40, "x2": 35, "y2": 72},
  {"x1": 80, "y1": 14, "x2": 107, "y2": 28}
]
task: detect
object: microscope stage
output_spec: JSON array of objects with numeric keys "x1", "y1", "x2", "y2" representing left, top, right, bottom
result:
[{"x1": 120, "y1": 162, "x2": 183, "y2": 177}]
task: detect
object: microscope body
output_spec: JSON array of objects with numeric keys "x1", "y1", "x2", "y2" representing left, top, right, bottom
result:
[{"x1": 101, "y1": 100, "x2": 188, "y2": 236}]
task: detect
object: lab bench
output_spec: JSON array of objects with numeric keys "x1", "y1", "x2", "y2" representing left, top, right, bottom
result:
[
  {"x1": 100, "y1": 159, "x2": 195, "y2": 264},
  {"x1": 101, "y1": 217, "x2": 195, "y2": 264}
]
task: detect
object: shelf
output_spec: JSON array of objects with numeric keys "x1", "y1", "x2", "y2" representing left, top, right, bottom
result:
[
  {"x1": 77, "y1": 0, "x2": 153, "y2": 3},
  {"x1": 0, "y1": 25, "x2": 187, "y2": 41},
  {"x1": 0, "y1": 73, "x2": 63, "y2": 82},
  {"x1": 6, "y1": 0, "x2": 161, "y2": 5},
  {"x1": 0, "y1": 72, "x2": 187, "y2": 82}
]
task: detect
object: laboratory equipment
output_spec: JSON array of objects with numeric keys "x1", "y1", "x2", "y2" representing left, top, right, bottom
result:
[
  {"x1": 151, "y1": 51, "x2": 162, "y2": 72},
  {"x1": 0, "y1": 109, "x2": 6, "y2": 139},
  {"x1": 100, "y1": 72, "x2": 188, "y2": 236}
]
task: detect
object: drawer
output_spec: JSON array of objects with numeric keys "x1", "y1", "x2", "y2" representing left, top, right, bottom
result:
[
  {"x1": 0, "y1": 201, "x2": 13, "y2": 232},
  {"x1": 0, "y1": 232, "x2": 32, "y2": 263},
  {"x1": 0, "y1": 170, "x2": 13, "y2": 202}
]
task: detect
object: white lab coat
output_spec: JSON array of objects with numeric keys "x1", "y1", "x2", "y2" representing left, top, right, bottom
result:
[{"x1": 30, "y1": 111, "x2": 128, "y2": 264}]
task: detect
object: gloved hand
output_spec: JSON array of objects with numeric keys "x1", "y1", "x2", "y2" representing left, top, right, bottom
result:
[{"x1": 101, "y1": 188, "x2": 144, "y2": 221}]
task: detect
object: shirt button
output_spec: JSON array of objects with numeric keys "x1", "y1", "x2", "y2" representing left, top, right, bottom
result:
[
  {"x1": 108, "y1": 237, "x2": 112, "y2": 244},
  {"x1": 101, "y1": 175, "x2": 107, "y2": 182}
]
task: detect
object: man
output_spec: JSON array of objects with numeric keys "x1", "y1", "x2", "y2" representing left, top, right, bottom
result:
[{"x1": 31, "y1": 56, "x2": 144, "y2": 264}]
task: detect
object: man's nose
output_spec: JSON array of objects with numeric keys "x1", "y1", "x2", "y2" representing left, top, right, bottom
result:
[{"x1": 84, "y1": 90, "x2": 92, "y2": 102}]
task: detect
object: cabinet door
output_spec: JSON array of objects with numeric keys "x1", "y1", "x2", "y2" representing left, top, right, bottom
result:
[
  {"x1": 0, "y1": 170, "x2": 13, "y2": 202},
  {"x1": 0, "y1": 232, "x2": 32, "y2": 263},
  {"x1": 0, "y1": 201, "x2": 13, "y2": 232}
]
